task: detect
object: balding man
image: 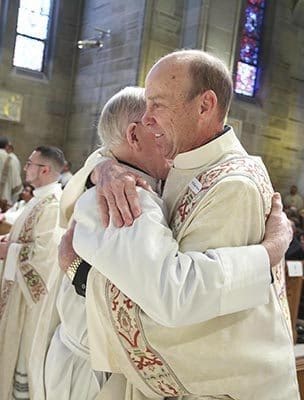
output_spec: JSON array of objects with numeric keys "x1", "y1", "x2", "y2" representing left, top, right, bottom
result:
[{"x1": 82, "y1": 50, "x2": 299, "y2": 399}]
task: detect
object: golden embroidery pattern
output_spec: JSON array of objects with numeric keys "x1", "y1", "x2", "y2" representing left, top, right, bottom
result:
[
  {"x1": 17, "y1": 195, "x2": 55, "y2": 303},
  {"x1": 171, "y1": 156, "x2": 290, "y2": 326},
  {"x1": 272, "y1": 261, "x2": 291, "y2": 327},
  {"x1": 0, "y1": 280, "x2": 14, "y2": 319},
  {"x1": 106, "y1": 281, "x2": 189, "y2": 397},
  {"x1": 171, "y1": 156, "x2": 273, "y2": 236},
  {"x1": 20, "y1": 264, "x2": 47, "y2": 302}
]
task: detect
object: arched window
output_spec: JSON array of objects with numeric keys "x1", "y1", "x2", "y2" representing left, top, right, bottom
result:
[
  {"x1": 234, "y1": 0, "x2": 266, "y2": 97},
  {"x1": 13, "y1": 0, "x2": 53, "y2": 73}
]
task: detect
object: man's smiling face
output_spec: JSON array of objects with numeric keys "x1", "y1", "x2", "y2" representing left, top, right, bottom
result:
[{"x1": 142, "y1": 59, "x2": 201, "y2": 160}]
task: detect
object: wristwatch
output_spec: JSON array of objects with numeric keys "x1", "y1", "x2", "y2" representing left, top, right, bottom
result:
[{"x1": 66, "y1": 256, "x2": 82, "y2": 281}]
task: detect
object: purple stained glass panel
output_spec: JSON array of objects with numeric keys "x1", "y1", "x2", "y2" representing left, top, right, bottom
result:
[
  {"x1": 243, "y1": 5, "x2": 264, "y2": 40},
  {"x1": 248, "y1": 0, "x2": 265, "y2": 7},
  {"x1": 240, "y1": 36, "x2": 259, "y2": 65},
  {"x1": 234, "y1": 0, "x2": 266, "y2": 96},
  {"x1": 235, "y1": 62, "x2": 257, "y2": 96}
]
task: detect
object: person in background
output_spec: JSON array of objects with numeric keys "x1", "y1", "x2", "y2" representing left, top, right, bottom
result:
[
  {"x1": 0, "y1": 146, "x2": 65, "y2": 400},
  {"x1": 6, "y1": 141, "x2": 22, "y2": 174},
  {"x1": 59, "y1": 160, "x2": 73, "y2": 188},
  {"x1": 285, "y1": 221, "x2": 304, "y2": 261},
  {"x1": 0, "y1": 184, "x2": 34, "y2": 230},
  {"x1": 0, "y1": 136, "x2": 22, "y2": 210},
  {"x1": 284, "y1": 185, "x2": 304, "y2": 211}
]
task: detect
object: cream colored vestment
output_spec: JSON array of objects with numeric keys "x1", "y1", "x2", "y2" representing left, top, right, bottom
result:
[
  {"x1": 0, "y1": 148, "x2": 22, "y2": 205},
  {"x1": 74, "y1": 129, "x2": 299, "y2": 399},
  {"x1": 0, "y1": 182, "x2": 63, "y2": 400},
  {"x1": 32, "y1": 149, "x2": 108, "y2": 400}
]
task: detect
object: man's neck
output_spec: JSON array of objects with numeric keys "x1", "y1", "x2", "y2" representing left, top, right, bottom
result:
[{"x1": 34, "y1": 180, "x2": 58, "y2": 189}]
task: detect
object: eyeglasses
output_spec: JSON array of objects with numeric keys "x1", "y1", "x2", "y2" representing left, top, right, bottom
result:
[{"x1": 25, "y1": 160, "x2": 48, "y2": 168}]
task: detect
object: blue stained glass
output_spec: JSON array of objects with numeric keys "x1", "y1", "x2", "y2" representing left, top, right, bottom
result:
[
  {"x1": 234, "y1": 0, "x2": 266, "y2": 96},
  {"x1": 240, "y1": 36, "x2": 259, "y2": 65},
  {"x1": 243, "y1": 5, "x2": 264, "y2": 39},
  {"x1": 13, "y1": 35, "x2": 44, "y2": 71},
  {"x1": 235, "y1": 62, "x2": 257, "y2": 96}
]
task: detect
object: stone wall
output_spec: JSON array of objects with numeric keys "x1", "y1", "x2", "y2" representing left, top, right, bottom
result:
[
  {"x1": 1, "y1": 0, "x2": 303, "y2": 192},
  {"x1": 64, "y1": 0, "x2": 147, "y2": 171},
  {"x1": 0, "y1": 0, "x2": 81, "y2": 172},
  {"x1": 197, "y1": 0, "x2": 304, "y2": 194},
  {"x1": 138, "y1": 0, "x2": 184, "y2": 86}
]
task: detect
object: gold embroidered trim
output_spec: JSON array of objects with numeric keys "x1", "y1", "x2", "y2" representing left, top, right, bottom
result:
[
  {"x1": 106, "y1": 281, "x2": 189, "y2": 397},
  {"x1": 20, "y1": 264, "x2": 47, "y2": 303},
  {"x1": 17, "y1": 195, "x2": 55, "y2": 303},
  {"x1": 171, "y1": 155, "x2": 289, "y2": 325},
  {"x1": 171, "y1": 156, "x2": 273, "y2": 236},
  {"x1": 0, "y1": 280, "x2": 14, "y2": 319}
]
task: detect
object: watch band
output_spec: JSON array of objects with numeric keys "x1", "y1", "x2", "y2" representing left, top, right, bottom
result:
[{"x1": 66, "y1": 256, "x2": 82, "y2": 281}]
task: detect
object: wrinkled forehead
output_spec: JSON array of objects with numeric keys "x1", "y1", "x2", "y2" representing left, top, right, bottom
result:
[{"x1": 145, "y1": 60, "x2": 191, "y2": 98}]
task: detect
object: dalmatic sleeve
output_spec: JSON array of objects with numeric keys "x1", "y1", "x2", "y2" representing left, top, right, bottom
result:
[
  {"x1": 10, "y1": 157, "x2": 22, "y2": 203},
  {"x1": 73, "y1": 184, "x2": 271, "y2": 327},
  {"x1": 14, "y1": 202, "x2": 62, "y2": 307}
]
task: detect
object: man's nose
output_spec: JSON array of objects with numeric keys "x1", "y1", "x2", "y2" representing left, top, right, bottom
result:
[{"x1": 142, "y1": 110, "x2": 155, "y2": 126}]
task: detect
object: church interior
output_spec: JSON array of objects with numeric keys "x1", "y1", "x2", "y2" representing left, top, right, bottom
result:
[
  {"x1": 0, "y1": 0, "x2": 303, "y2": 194},
  {"x1": 1, "y1": 0, "x2": 304, "y2": 398}
]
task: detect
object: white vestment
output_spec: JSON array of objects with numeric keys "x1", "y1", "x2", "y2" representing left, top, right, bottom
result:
[
  {"x1": 0, "y1": 148, "x2": 22, "y2": 205},
  {"x1": 3, "y1": 199, "x2": 29, "y2": 225},
  {"x1": 74, "y1": 128, "x2": 299, "y2": 400},
  {"x1": 59, "y1": 171, "x2": 73, "y2": 188},
  {"x1": 0, "y1": 182, "x2": 63, "y2": 400},
  {"x1": 41, "y1": 148, "x2": 108, "y2": 400}
]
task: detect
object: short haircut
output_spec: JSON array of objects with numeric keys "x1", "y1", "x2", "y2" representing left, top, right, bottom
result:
[
  {"x1": 23, "y1": 183, "x2": 35, "y2": 194},
  {"x1": 0, "y1": 137, "x2": 9, "y2": 149},
  {"x1": 98, "y1": 86, "x2": 146, "y2": 150},
  {"x1": 158, "y1": 50, "x2": 233, "y2": 121},
  {"x1": 35, "y1": 145, "x2": 65, "y2": 173},
  {"x1": 65, "y1": 160, "x2": 72, "y2": 169}
]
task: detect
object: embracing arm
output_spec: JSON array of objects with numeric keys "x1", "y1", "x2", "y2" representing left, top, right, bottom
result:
[
  {"x1": 93, "y1": 159, "x2": 151, "y2": 227},
  {"x1": 73, "y1": 185, "x2": 290, "y2": 327}
]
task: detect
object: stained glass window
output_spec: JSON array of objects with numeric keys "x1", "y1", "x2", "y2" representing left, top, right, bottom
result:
[
  {"x1": 13, "y1": 0, "x2": 53, "y2": 72},
  {"x1": 234, "y1": 0, "x2": 266, "y2": 97}
]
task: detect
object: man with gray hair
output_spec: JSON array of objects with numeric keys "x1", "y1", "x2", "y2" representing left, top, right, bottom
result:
[
  {"x1": 52, "y1": 84, "x2": 289, "y2": 400},
  {"x1": 75, "y1": 50, "x2": 299, "y2": 399},
  {"x1": 39, "y1": 86, "x2": 168, "y2": 400}
]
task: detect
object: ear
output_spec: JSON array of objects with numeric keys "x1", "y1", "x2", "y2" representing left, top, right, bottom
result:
[
  {"x1": 126, "y1": 123, "x2": 141, "y2": 151},
  {"x1": 41, "y1": 165, "x2": 51, "y2": 176},
  {"x1": 198, "y1": 90, "x2": 217, "y2": 116}
]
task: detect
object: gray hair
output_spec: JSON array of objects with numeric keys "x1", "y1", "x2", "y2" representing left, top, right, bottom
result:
[
  {"x1": 98, "y1": 86, "x2": 146, "y2": 150},
  {"x1": 156, "y1": 50, "x2": 233, "y2": 121}
]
